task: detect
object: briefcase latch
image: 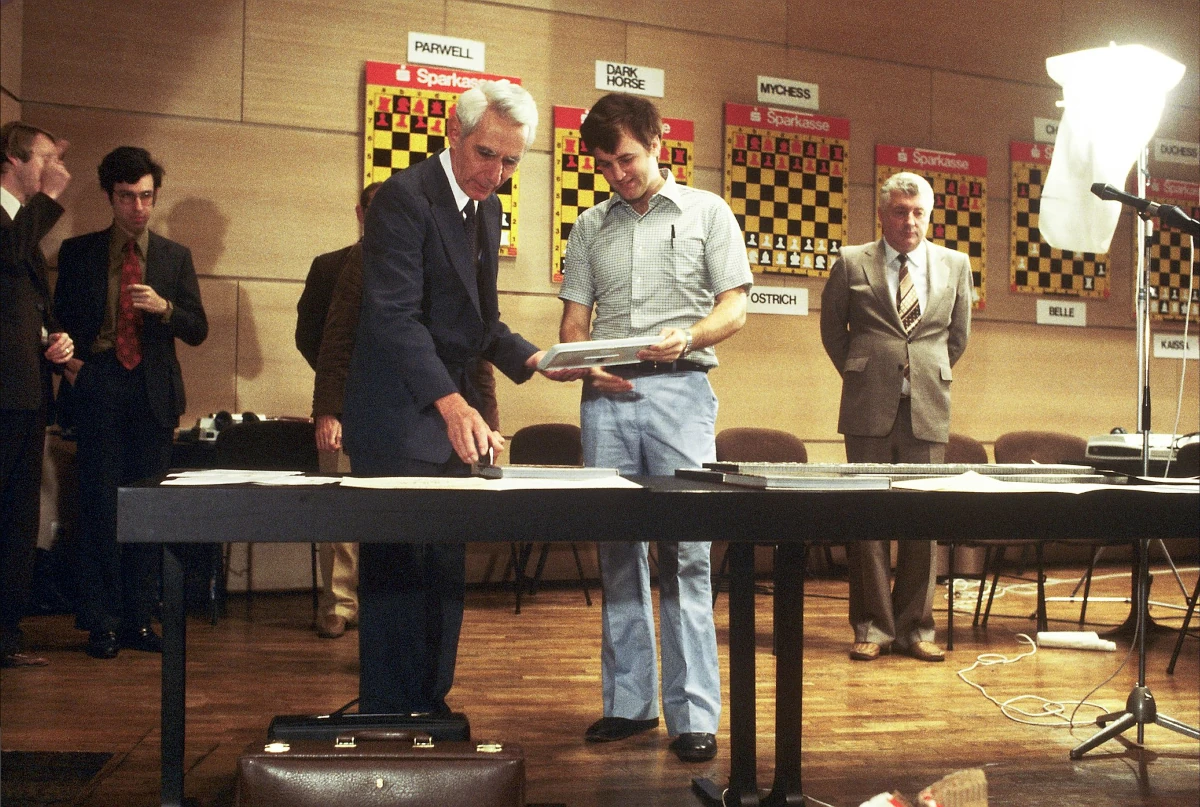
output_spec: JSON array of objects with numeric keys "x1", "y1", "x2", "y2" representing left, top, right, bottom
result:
[
  {"x1": 412, "y1": 734, "x2": 435, "y2": 749},
  {"x1": 476, "y1": 741, "x2": 504, "y2": 753},
  {"x1": 334, "y1": 735, "x2": 357, "y2": 748}
]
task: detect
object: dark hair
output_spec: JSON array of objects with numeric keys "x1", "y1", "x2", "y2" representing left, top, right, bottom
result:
[
  {"x1": 0, "y1": 122, "x2": 56, "y2": 175},
  {"x1": 360, "y1": 181, "x2": 383, "y2": 211},
  {"x1": 97, "y1": 146, "x2": 164, "y2": 197},
  {"x1": 579, "y1": 93, "x2": 662, "y2": 154}
]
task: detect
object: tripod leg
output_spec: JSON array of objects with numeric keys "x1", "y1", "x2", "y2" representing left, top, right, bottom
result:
[
  {"x1": 1154, "y1": 713, "x2": 1200, "y2": 740},
  {"x1": 1070, "y1": 711, "x2": 1138, "y2": 759}
]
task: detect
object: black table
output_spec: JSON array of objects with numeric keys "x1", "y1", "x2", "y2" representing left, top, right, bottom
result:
[{"x1": 118, "y1": 475, "x2": 1199, "y2": 807}]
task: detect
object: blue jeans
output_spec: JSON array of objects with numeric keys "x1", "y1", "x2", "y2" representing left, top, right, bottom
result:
[{"x1": 581, "y1": 370, "x2": 721, "y2": 735}]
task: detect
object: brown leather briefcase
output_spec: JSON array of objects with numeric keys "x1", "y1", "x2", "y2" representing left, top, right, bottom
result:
[{"x1": 235, "y1": 731, "x2": 524, "y2": 807}]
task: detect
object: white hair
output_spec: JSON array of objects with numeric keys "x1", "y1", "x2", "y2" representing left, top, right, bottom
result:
[
  {"x1": 878, "y1": 171, "x2": 934, "y2": 210},
  {"x1": 456, "y1": 80, "x2": 538, "y2": 148}
]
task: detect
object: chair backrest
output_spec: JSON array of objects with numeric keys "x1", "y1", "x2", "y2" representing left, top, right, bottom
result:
[
  {"x1": 945, "y1": 432, "x2": 988, "y2": 464},
  {"x1": 213, "y1": 419, "x2": 320, "y2": 472},
  {"x1": 1171, "y1": 441, "x2": 1199, "y2": 477},
  {"x1": 508, "y1": 423, "x2": 583, "y2": 466},
  {"x1": 715, "y1": 427, "x2": 807, "y2": 463},
  {"x1": 993, "y1": 430, "x2": 1087, "y2": 465}
]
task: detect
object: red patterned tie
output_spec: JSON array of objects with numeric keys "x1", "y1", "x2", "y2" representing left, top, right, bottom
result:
[{"x1": 116, "y1": 240, "x2": 143, "y2": 370}]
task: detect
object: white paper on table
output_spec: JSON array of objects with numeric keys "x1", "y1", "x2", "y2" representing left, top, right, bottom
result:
[
  {"x1": 338, "y1": 475, "x2": 643, "y2": 491},
  {"x1": 891, "y1": 470, "x2": 1198, "y2": 495},
  {"x1": 163, "y1": 469, "x2": 305, "y2": 486}
]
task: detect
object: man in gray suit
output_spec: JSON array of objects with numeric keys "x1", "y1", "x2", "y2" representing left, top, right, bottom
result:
[{"x1": 820, "y1": 171, "x2": 972, "y2": 663}]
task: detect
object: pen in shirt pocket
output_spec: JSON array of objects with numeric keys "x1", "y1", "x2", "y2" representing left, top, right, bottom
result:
[{"x1": 670, "y1": 224, "x2": 675, "y2": 249}]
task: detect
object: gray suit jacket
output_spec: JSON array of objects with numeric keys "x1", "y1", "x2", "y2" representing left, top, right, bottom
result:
[{"x1": 819, "y1": 238, "x2": 972, "y2": 444}]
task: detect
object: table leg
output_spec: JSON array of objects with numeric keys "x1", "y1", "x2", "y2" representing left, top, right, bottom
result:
[
  {"x1": 765, "y1": 541, "x2": 806, "y2": 805},
  {"x1": 161, "y1": 544, "x2": 187, "y2": 807},
  {"x1": 694, "y1": 540, "x2": 761, "y2": 805}
]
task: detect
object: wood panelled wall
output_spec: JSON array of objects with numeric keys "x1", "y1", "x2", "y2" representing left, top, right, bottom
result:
[{"x1": 4, "y1": 0, "x2": 1199, "y2": 450}]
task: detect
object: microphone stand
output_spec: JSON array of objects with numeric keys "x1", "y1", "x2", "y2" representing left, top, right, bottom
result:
[{"x1": 1071, "y1": 156, "x2": 1200, "y2": 758}]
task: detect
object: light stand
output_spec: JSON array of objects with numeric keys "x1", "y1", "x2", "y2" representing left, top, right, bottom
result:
[{"x1": 1070, "y1": 164, "x2": 1200, "y2": 758}]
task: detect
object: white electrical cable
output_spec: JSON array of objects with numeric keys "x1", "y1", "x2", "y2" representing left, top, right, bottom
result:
[{"x1": 955, "y1": 633, "x2": 1126, "y2": 728}]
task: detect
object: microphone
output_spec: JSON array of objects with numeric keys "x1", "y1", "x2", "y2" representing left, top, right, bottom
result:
[{"x1": 1090, "y1": 183, "x2": 1161, "y2": 216}]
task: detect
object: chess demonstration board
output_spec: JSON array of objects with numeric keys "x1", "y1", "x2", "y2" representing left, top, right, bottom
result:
[
  {"x1": 1009, "y1": 142, "x2": 1109, "y2": 299},
  {"x1": 723, "y1": 103, "x2": 849, "y2": 278},
  {"x1": 876, "y1": 145, "x2": 986, "y2": 308},
  {"x1": 552, "y1": 106, "x2": 694, "y2": 283},
  {"x1": 1142, "y1": 178, "x2": 1198, "y2": 322},
  {"x1": 364, "y1": 61, "x2": 523, "y2": 256}
]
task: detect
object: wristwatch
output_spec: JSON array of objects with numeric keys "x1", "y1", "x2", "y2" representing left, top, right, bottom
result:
[{"x1": 683, "y1": 328, "x2": 694, "y2": 355}]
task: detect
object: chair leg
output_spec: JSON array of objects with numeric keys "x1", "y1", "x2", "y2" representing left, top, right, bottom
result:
[
  {"x1": 1035, "y1": 543, "x2": 1048, "y2": 633},
  {"x1": 981, "y1": 546, "x2": 1007, "y2": 628},
  {"x1": 1078, "y1": 544, "x2": 1103, "y2": 626},
  {"x1": 511, "y1": 542, "x2": 534, "y2": 615},
  {"x1": 310, "y1": 543, "x2": 319, "y2": 626},
  {"x1": 972, "y1": 546, "x2": 991, "y2": 627},
  {"x1": 246, "y1": 544, "x2": 255, "y2": 620},
  {"x1": 946, "y1": 543, "x2": 956, "y2": 651},
  {"x1": 1167, "y1": 575, "x2": 1200, "y2": 675},
  {"x1": 531, "y1": 544, "x2": 552, "y2": 596},
  {"x1": 208, "y1": 544, "x2": 223, "y2": 626},
  {"x1": 569, "y1": 543, "x2": 592, "y2": 606}
]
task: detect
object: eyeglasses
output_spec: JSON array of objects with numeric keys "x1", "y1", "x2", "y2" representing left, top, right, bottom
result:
[{"x1": 114, "y1": 189, "x2": 156, "y2": 205}]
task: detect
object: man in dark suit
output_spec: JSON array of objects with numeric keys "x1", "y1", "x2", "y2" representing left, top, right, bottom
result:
[
  {"x1": 342, "y1": 80, "x2": 579, "y2": 713},
  {"x1": 820, "y1": 171, "x2": 972, "y2": 664},
  {"x1": 1, "y1": 122, "x2": 74, "y2": 668},
  {"x1": 55, "y1": 147, "x2": 208, "y2": 659}
]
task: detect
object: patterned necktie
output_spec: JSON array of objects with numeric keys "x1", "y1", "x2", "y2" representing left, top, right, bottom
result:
[
  {"x1": 116, "y1": 239, "x2": 143, "y2": 370},
  {"x1": 897, "y1": 253, "x2": 921, "y2": 334}
]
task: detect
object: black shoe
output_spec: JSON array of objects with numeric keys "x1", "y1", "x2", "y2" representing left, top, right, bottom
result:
[
  {"x1": 669, "y1": 732, "x2": 717, "y2": 762},
  {"x1": 86, "y1": 631, "x2": 120, "y2": 659},
  {"x1": 584, "y1": 716, "x2": 659, "y2": 743},
  {"x1": 119, "y1": 626, "x2": 163, "y2": 653}
]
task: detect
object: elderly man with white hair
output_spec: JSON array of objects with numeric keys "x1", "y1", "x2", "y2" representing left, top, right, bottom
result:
[
  {"x1": 820, "y1": 171, "x2": 973, "y2": 664},
  {"x1": 342, "y1": 80, "x2": 580, "y2": 714}
]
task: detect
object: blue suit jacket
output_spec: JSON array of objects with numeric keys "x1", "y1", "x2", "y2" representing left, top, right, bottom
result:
[
  {"x1": 54, "y1": 226, "x2": 208, "y2": 429},
  {"x1": 343, "y1": 153, "x2": 536, "y2": 466}
]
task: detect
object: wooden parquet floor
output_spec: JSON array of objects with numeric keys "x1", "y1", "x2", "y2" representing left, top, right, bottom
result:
[{"x1": 1, "y1": 561, "x2": 1197, "y2": 807}]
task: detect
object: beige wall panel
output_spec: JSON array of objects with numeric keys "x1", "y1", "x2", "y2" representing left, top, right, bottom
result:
[
  {"x1": 178, "y1": 278, "x2": 240, "y2": 426},
  {"x1": 487, "y1": 0, "x2": 789, "y2": 44},
  {"x1": 627, "y1": 27, "x2": 789, "y2": 169},
  {"x1": 951, "y1": 321, "x2": 1199, "y2": 441},
  {"x1": 449, "y1": 1, "x2": 627, "y2": 155},
  {"x1": 930, "y1": 73, "x2": 1061, "y2": 193},
  {"x1": 21, "y1": 0, "x2": 243, "y2": 120},
  {"x1": 22, "y1": 105, "x2": 362, "y2": 281},
  {"x1": 244, "y1": 0, "x2": 445, "y2": 132},
  {"x1": 786, "y1": 49, "x2": 933, "y2": 170},
  {"x1": 1059, "y1": 0, "x2": 1200, "y2": 111},
  {"x1": 1, "y1": 0, "x2": 22, "y2": 100},
  {"x1": 789, "y1": 0, "x2": 1062, "y2": 85},
  {"x1": 712, "y1": 313, "x2": 843, "y2": 441},
  {"x1": 1, "y1": 94, "x2": 21, "y2": 127},
  {"x1": 1153, "y1": 104, "x2": 1200, "y2": 183},
  {"x1": 234, "y1": 281, "x2": 315, "y2": 417}
]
